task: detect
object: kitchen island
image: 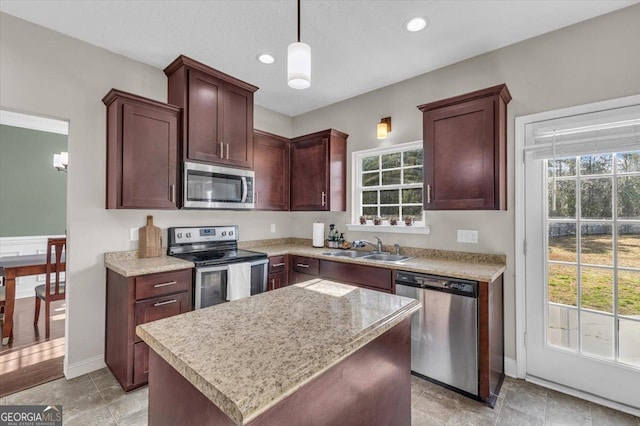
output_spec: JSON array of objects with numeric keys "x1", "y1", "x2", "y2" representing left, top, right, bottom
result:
[{"x1": 136, "y1": 279, "x2": 421, "y2": 425}]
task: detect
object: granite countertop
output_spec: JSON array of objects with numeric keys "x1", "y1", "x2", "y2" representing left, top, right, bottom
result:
[
  {"x1": 136, "y1": 279, "x2": 421, "y2": 425},
  {"x1": 247, "y1": 242, "x2": 506, "y2": 283},
  {"x1": 104, "y1": 251, "x2": 194, "y2": 277}
]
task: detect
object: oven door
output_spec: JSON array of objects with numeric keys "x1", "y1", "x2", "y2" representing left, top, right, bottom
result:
[
  {"x1": 249, "y1": 259, "x2": 269, "y2": 295},
  {"x1": 194, "y1": 265, "x2": 228, "y2": 309}
]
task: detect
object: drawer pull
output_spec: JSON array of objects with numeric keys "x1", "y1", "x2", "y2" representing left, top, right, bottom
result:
[
  {"x1": 153, "y1": 299, "x2": 178, "y2": 307},
  {"x1": 296, "y1": 263, "x2": 310, "y2": 268},
  {"x1": 271, "y1": 263, "x2": 286, "y2": 267},
  {"x1": 153, "y1": 281, "x2": 177, "y2": 288}
]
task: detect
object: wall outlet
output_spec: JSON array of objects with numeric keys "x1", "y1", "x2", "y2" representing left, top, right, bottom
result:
[
  {"x1": 270, "y1": 224, "x2": 276, "y2": 233},
  {"x1": 130, "y1": 227, "x2": 139, "y2": 241},
  {"x1": 457, "y1": 229, "x2": 478, "y2": 244}
]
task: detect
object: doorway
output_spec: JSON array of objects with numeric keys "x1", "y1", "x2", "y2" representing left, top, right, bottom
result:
[
  {"x1": 0, "y1": 109, "x2": 68, "y2": 396},
  {"x1": 516, "y1": 97, "x2": 640, "y2": 415}
]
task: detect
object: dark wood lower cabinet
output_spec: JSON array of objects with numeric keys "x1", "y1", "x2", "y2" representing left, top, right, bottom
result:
[
  {"x1": 105, "y1": 268, "x2": 192, "y2": 391},
  {"x1": 320, "y1": 260, "x2": 392, "y2": 292}
]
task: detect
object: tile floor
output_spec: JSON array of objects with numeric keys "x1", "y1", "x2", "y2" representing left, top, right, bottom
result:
[{"x1": 1, "y1": 369, "x2": 638, "y2": 425}]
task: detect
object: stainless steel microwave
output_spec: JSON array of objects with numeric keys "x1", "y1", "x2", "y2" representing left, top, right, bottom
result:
[{"x1": 183, "y1": 161, "x2": 255, "y2": 209}]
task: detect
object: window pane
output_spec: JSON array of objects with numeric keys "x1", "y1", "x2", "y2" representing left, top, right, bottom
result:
[
  {"x1": 580, "y1": 223, "x2": 612, "y2": 266},
  {"x1": 618, "y1": 270, "x2": 640, "y2": 317},
  {"x1": 381, "y1": 153, "x2": 401, "y2": 169},
  {"x1": 548, "y1": 180, "x2": 576, "y2": 219},
  {"x1": 381, "y1": 170, "x2": 401, "y2": 185},
  {"x1": 580, "y1": 178, "x2": 612, "y2": 219},
  {"x1": 616, "y1": 151, "x2": 640, "y2": 173},
  {"x1": 548, "y1": 264, "x2": 577, "y2": 306},
  {"x1": 380, "y1": 206, "x2": 399, "y2": 219},
  {"x1": 618, "y1": 224, "x2": 640, "y2": 268},
  {"x1": 581, "y1": 311, "x2": 614, "y2": 359},
  {"x1": 380, "y1": 190, "x2": 399, "y2": 204},
  {"x1": 362, "y1": 156, "x2": 379, "y2": 171},
  {"x1": 402, "y1": 188, "x2": 422, "y2": 204},
  {"x1": 619, "y1": 319, "x2": 640, "y2": 368},
  {"x1": 362, "y1": 172, "x2": 379, "y2": 187},
  {"x1": 548, "y1": 304, "x2": 578, "y2": 351},
  {"x1": 548, "y1": 157, "x2": 577, "y2": 177},
  {"x1": 403, "y1": 150, "x2": 423, "y2": 166},
  {"x1": 580, "y1": 267, "x2": 613, "y2": 313},
  {"x1": 580, "y1": 154, "x2": 613, "y2": 175},
  {"x1": 548, "y1": 223, "x2": 576, "y2": 262},
  {"x1": 362, "y1": 207, "x2": 377, "y2": 216},
  {"x1": 403, "y1": 167, "x2": 422, "y2": 184},
  {"x1": 617, "y1": 176, "x2": 640, "y2": 220},
  {"x1": 362, "y1": 191, "x2": 378, "y2": 205},
  {"x1": 403, "y1": 205, "x2": 423, "y2": 217}
]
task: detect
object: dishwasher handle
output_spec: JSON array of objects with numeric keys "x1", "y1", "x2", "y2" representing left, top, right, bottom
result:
[{"x1": 396, "y1": 271, "x2": 478, "y2": 297}]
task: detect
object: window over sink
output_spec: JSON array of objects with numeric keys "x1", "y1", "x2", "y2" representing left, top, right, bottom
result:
[{"x1": 349, "y1": 141, "x2": 429, "y2": 234}]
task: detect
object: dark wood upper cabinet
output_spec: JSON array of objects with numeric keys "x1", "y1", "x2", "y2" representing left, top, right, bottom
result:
[
  {"x1": 290, "y1": 129, "x2": 348, "y2": 211},
  {"x1": 418, "y1": 84, "x2": 511, "y2": 210},
  {"x1": 103, "y1": 89, "x2": 180, "y2": 209},
  {"x1": 254, "y1": 130, "x2": 290, "y2": 211},
  {"x1": 165, "y1": 55, "x2": 257, "y2": 169}
]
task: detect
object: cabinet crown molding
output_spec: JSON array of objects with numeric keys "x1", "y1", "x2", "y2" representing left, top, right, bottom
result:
[
  {"x1": 102, "y1": 88, "x2": 181, "y2": 111},
  {"x1": 163, "y1": 55, "x2": 258, "y2": 93},
  {"x1": 417, "y1": 83, "x2": 511, "y2": 113},
  {"x1": 291, "y1": 128, "x2": 349, "y2": 142}
]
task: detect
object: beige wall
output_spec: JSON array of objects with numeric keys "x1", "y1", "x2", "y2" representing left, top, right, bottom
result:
[
  {"x1": 291, "y1": 5, "x2": 640, "y2": 361},
  {"x1": 1, "y1": 4, "x2": 639, "y2": 374}
]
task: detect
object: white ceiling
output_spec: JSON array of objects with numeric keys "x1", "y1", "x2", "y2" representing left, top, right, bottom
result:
[{"x1": 1, "y1": 1, "x2": 637, "y2": 116}]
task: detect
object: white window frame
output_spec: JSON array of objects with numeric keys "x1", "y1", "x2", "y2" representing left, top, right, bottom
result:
[{"x1": 347, "y1": 141, "x2": 430, "y2": 234}]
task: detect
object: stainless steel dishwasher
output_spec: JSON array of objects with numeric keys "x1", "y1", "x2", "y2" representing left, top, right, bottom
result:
[{"x1": 395, "y1": 270, "x2": 479, "y2": 396}]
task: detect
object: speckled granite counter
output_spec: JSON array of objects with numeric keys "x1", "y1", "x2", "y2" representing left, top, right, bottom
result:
[
  {"x1": 104, "y1": 250, "x2": 194, "y2": 277},
  {"x1": 137, "y1": 279, "x2": 421, "y2": 425},
  {"x1": 243, "y1": 241, "x2": 505, "y2": 283}
]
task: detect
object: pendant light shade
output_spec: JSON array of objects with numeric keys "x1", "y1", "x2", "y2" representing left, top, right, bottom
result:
[
  {"x1": 288, "y1": 0, "x2": 310, "y2": 89},
  {"x1": 288, "y1": 41, "x2": 311, "y2": 89}
]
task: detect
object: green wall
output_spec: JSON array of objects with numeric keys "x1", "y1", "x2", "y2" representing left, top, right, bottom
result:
[{"x1": 0, "y1": 124, "x2": 67, "y2": 237}]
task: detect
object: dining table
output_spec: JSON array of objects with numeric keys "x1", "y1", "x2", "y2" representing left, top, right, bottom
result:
[{"x1": 0, "y1": 253, "x2": 65, "y2": 345}]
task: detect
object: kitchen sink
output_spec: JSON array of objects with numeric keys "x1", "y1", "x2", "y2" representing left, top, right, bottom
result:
[
  {"x1": 362, "y1": 253, "x2": 411, "y2": 263},
  {"x1": 323, "y1": 250, "x2": 375, "y2": 258}
]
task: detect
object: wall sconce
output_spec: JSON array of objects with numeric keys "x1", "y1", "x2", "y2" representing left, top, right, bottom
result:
[
  {"x1": 53, "y1": 152, "x2": 68, "y2": 172},
  {"x1": 377, "y1": 117, "x2": 392, "y2": 139}
]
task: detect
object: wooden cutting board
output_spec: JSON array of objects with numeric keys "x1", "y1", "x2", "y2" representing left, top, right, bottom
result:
[{"x1": 139, "y1": 215, "x2": 162, "y2": 258}]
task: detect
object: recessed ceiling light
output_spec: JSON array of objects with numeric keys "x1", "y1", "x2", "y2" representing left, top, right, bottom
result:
[
  {"x1": 405, "y1": 17, "x2": 429, "y2": 32},
  {"x1": 257, "y1": 54, "x2": 275, "y2": 64}
]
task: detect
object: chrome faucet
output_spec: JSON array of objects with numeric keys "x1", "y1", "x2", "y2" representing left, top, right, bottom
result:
[
  {"x1": 353, "y1": 236, "x2": 383, "y2": 253},
  {"x1": 394, "y1": 243, "x2": 401, "y2": 255}
]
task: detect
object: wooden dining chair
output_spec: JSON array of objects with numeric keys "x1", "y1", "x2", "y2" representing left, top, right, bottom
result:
[{"x1": 34, "y1": 237, "x2": 66, "y2": 338}]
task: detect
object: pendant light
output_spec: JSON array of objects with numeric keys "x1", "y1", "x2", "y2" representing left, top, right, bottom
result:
[{"x1": 288, "y1": 0, "x2": 311, "y2": 89}]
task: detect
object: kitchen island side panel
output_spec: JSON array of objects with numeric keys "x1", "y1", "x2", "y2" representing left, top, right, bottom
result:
[{"x1": 147, "y1": 317, "x2": 411, "y2": 426}]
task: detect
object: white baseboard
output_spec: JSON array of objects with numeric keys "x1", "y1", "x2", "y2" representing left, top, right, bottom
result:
[
  {"x1": 64, "y1": 355, "x2": 105, "y2": 379},
  {"x1": 504, "y1": 357, "x2": 518, "y2": 378},
  {"x1": 527, "y1": 375, "x2": 640, "y2": 418}
]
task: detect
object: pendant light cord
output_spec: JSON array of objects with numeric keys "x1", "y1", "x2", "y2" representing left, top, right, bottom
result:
[{"x1": 297, "y1": 0, "x2": 301, "y2": 42}]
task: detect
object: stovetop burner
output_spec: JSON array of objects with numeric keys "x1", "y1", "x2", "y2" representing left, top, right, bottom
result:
[{"x1": 167, "y1": 225, "x2": 267, "y2": 267}]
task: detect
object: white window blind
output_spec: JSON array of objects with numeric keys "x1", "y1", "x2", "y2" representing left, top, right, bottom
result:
[{"x1": 524, "y1": 103, "x2": 640, "y2": 160}]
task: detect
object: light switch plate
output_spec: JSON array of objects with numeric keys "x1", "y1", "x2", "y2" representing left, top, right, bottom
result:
[
  {"x1": 130, "y1": 227, "x2": 139, "y2": 241},
  {"x1": 270, "y1": 224, "x2": 276, "y2": 233},
  {"x1": 457, "y1": 229, "x2": 478, "y2": 244}
]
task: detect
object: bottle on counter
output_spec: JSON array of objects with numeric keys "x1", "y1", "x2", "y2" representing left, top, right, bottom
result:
[{"x1": 328, "y1": 224, "x2": 336, "y2": 248}]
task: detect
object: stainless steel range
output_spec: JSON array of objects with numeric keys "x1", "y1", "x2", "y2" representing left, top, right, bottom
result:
[{"x1": 167, "y1": 225, "x2": 268, "y2": 309}]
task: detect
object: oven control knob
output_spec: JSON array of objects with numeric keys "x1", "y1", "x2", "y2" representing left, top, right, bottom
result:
[
  {"x1": 186, "y1": 232, "x2": 192, "y2": 238},
  {"x1": 229, "y1": 231, "x2": 234, "y2": 236},
  {"x1": 177, "y1": 233, "x2": 182, "y2": 238},
  {"x1": 221, "y1": 231, "x2": 227, "y2": 236}
]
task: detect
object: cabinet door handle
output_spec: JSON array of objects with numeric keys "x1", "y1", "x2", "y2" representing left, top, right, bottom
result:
[
  {"x1": 271, "y1": 263, "x2": 285, "y2": 267},
  {"x1": 321, "y1": 191, "x2": 326, "y2": 207},
  {"x1": 296, "y1": 263, "x2": 310, "y2": 268},
  {"x1": 426, "y1": 185, "x2": 432, "y2": 204},
  {"x1": 153, "y1": 299, "x2": 178, "y2": 307},
  {"x1": 170, "y1": 185, "x2": 176, "y2": 203},
  {"x1": 220, "y1": 141, "x2": 224, "y2": 158},
  {"x1": 154, "y1": 281, "x2": 177, "y2": 288},
  {"x1": 226, "y1": 143, "x2": 230, "y2": 159}
]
